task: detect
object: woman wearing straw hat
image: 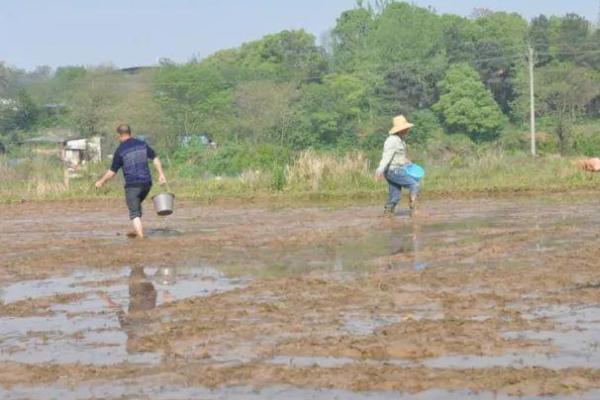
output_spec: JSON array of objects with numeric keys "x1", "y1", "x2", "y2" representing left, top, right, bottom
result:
[{"x1": 374, "y1": 115, "x2": 420, "y2": 217}]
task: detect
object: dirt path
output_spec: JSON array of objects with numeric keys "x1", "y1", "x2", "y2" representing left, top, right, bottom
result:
[{"x1": 0, "y1": 196, "x2": 599, "y2": 399}]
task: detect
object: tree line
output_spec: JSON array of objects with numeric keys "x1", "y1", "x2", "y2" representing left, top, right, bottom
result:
[{"x1": 1, "y1": 1, "x2": 599, "y2": 158}]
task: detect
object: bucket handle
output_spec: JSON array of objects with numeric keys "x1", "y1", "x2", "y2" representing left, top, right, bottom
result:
[{"x1": 161, "y1": 179, "x2": 172, "y2": 193}]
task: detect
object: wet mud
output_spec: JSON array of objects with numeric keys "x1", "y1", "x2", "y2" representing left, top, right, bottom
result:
[{"x1": 0, "y1": 195, "x2": 599, "y2": 398}]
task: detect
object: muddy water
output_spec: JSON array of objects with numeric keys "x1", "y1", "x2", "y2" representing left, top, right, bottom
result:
[
  {"x1": 0, "y1": 266, "x2": 246, "y2": 365},
  {"x1": 1, "y1": 196, "x2": 600, "y2": 398},
  {"x1": 2, "y1": 384, "x2": 600, "y2": 400}
]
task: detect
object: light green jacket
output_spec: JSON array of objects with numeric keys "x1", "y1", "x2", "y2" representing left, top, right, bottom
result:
[{"x1": 376, "y1": 135, "x2": 409, "y2": 175}]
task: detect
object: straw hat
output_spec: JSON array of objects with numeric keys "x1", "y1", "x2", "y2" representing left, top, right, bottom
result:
[{"x1": 389, "y1": 115, "x2": 414, "y2": 135}]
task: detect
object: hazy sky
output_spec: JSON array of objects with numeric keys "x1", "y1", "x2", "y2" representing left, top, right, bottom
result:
[{"x1": 1, "y1": 0, "x2": 597, "y2": 71}]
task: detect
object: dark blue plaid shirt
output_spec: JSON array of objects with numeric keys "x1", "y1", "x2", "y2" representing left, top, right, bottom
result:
[{"x1": 110, "y1": 138, "x2": 156, "y2": 188}]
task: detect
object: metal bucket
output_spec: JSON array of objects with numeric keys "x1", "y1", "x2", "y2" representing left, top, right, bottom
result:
[
  {"x1": 152, "y1": 192, "x2": 175, "y2": 216},
  {"x1": 154, "y1": 267, "x2": 176, "y2": 285}
]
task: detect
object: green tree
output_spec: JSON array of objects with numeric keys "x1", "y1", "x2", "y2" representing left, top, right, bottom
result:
[
  {"x1": 154, "y1": 62, "x2": 234, "y2": 142},
  {"x1": 441, "y1": 12, "x2": 527, "y2": 114},
  {"x1": 220, "y1": 30, "x2": 327, "y2": 81},
  {"x1": 474, "y1": 11, "x2": 528, "y2": 52},
  {"x1": 67, "y1": 67, "x2": 122, "y2": 138},
  {"x1": 330, "y1": 7, "x2": 374, "y2": 72},
  {"x1": 441, "y1": 15, "x2": 478, "y2": 65},
  {"x1": 472, "y1": 12, "x2": 528, "y2": 114},
  {"x1": 368, "y1": 2, "x2": 445, "y2": 68},
  {"x1": 233, "y1": 80, "x2": 299, "y2": 145},
  {"x1": 530, "y1": 15, "x2": 552, "y2": 66},
  {"x1": 0, "y1": 87, "x2": 39, "y2": 135},
  {"x1": 291, "y1": 73, "x2": 368, "y2": 148},
  {"x1": 258, "y1": 30, "x2": 327, "y2": 80},
  {"x1": 433, "y1": 63, "x2": 506, "y2": 141},
  {"x1": 0, "y1": 62, "x2": 24, "y2": 98},
  {"x1": 558, "y1": 14, "x2": 590, "y2": 61},
  {"x1": 13, "y1": 89, "x2": 40, "y2": 131},
  {"x1": 534, "y1": 63, "x2": 599, "y2": 154},
  {"x1": 373, "y1": 63, "x2": 436, "y2": 116},
  {"x1": 575, "y1": 28, "x2": 600, "y2": 70}
]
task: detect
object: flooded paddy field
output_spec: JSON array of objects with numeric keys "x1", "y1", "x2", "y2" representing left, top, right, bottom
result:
[{"x1": 0, "y1": 195, "x2": 599, "y2": 399}]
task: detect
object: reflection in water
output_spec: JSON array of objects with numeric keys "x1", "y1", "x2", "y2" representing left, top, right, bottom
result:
[
  {"x1": 388, "y1": 223, "x2": 428, "y2": 271},
  {"x1": 100, "y1": 267, "x2": 184, "y2": 354},
  {"x1": 329, "y1": 223, "x2": 428, "y2": 273},
  {"x1": 101, "y1": 266, "x2": 160, "y2": 353},
  {"x1": 155, "y1": 266, "x2": 177, "y2": 285},
  {"x1": 0, "y1": 266, "x2": 245, "y2": 365}
]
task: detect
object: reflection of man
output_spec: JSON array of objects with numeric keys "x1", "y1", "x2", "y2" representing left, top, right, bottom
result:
[
  {"x1": 100, "y1": 266, "x2": 157, "y2": 353},
  {"x1": 388, "y1": 224, "x2": 427, "y2": 271}
]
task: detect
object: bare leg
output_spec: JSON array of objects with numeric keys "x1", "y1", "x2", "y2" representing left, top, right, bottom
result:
[
  {"x1": 409, "y1": 193, "x2": 418, "y2": 217},
  {"x1": 132, "y1": 217, "x2": 144, "y2": 238}
]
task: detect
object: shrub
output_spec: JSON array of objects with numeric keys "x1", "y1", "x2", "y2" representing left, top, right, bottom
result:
[{"x1": 172, "y1": 142, "x2": 292, "y2": 176}]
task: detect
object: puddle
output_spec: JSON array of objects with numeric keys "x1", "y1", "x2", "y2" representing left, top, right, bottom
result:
[
  {"x1": 297, "y1": 304, "x2": 600, "y2": 371},
  {"x1": 340, "y1": 306, "x2": 444, "y2": 336},
  {"x1": 269, "y1": 355, "x2": 413, "y2": 369},
  {"x1": 425, "y1": 305, "x2": 600, "y2": 370},
  {"x1": 269, "y1": 355, "x2": 361, "y2": 368},
  {"x1": 2, "y1": 383, "x2": 598, "y2": 400},
  {"x1": 0, "y1": 266, "x2": 247, "y2": 365},
  {"x1": 146, "y1": 228, "x2": 183, "y2": 237},
  {"x1": 328, "y1": 203, "x2": 600, "y2": 274},
  {"x1": 341, "y1": 313, "x2": 402, "y2": 336}
]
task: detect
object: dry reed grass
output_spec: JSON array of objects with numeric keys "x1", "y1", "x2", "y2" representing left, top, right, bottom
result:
[{"x1": 285, "y1": 150, "x2": 371, "y2": 191}]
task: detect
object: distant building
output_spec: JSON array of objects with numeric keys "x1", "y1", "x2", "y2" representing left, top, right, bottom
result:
[
  {"x1": 18, "y1": 132, "x2": 102, "y2": 176},
  {"x1": 180, "y1": 133, "x2": 217, "y2": 148},
  {"x1": 63, "y1": 137, "x2": 102, "y2": 168},
  {"x1": 0, "y1": 98, "x2": 18, "y2": 111},
  {"x1": 118, "y1": 66, "x2": 158, "y2": 75}
]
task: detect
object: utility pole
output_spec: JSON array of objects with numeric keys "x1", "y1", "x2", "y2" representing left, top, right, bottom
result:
[{"x1": 528, "y1": 45, "x2": 536, "y2": 157}]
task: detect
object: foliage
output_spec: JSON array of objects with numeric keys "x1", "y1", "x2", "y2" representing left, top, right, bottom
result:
[
  {"x1": 290, "y1": 73, "x2": 368, "y2": 149},
  {"x1": 173, "y1": 142, "x2": 292, "y2": 177},
  {"x1": 533, "y1": 63, "x2": 600, "y2": 154},
  {"x1": 233, "y1": 80, "x2": 300, "y2": 145},
  {"x1": 1, "y1": 1, "x2": 599, "y2": 168},
  {"x1": 330, "y1": 7, "x2": 374, "y2": 72},
  {"x1": 5, "y1": 149, "x2": 600, "y2": 203},
  {"x1": 154, "y1": 62, "x2": 235, "y2": 142},
  {"x1": 433, "y1": 64, "x2": 507, "y2": 141}
]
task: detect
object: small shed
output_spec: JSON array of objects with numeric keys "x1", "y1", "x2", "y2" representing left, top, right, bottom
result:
[
  {"x1": 19, "y1": 134, "x2": 102, "y2": 165},
  {"x1": 19, "y1": 134, "x2": 103, "y2": 180},
  {"x1": 63, "y1": 137, "x2": 102, "y2": 168}
]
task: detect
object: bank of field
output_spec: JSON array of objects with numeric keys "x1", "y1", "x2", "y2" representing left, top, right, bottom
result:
[{"x1": 1, "y1": 149, "x2": 600, "y2": 203}]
